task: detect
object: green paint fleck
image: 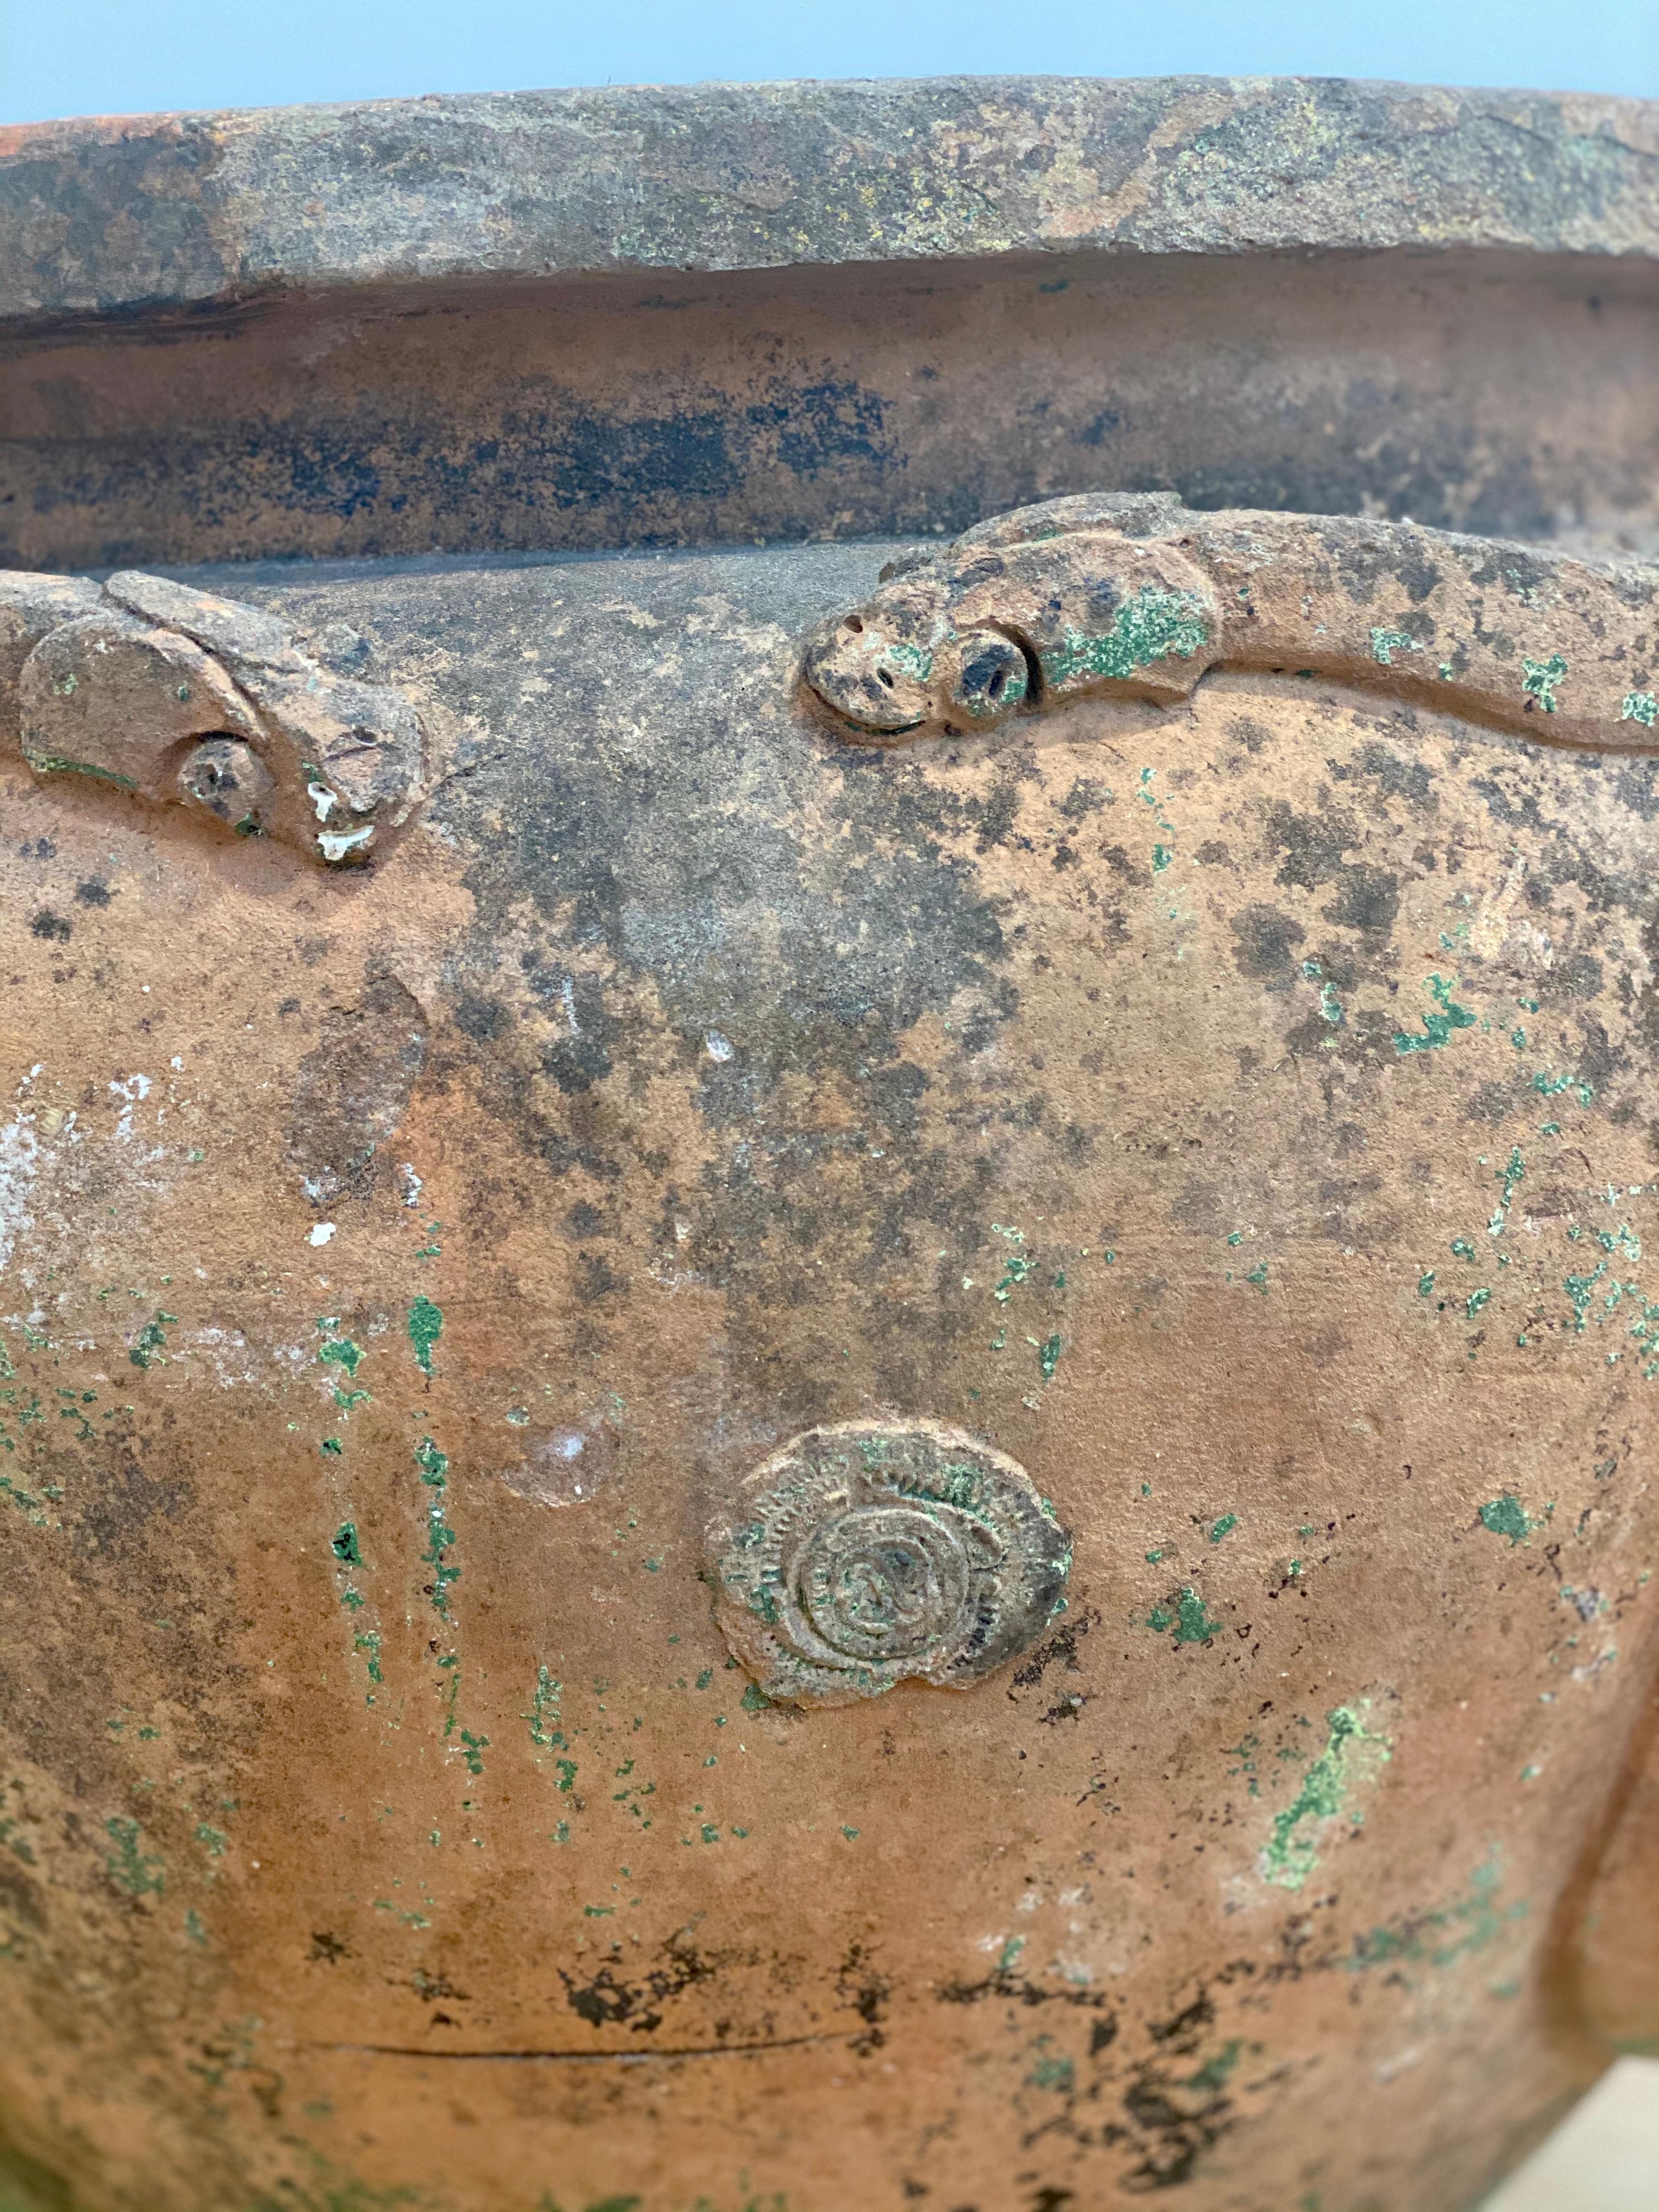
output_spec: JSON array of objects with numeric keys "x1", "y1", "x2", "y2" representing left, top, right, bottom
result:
[
  {"x1": 1174, "y1": 1589, "x2": 1222, "y2": 1643},
  {"x1": 414, "y1": 1437, "x2": 458, "y2": 1613},
  {"x1": 1522, "y1": 652, "x2": 1568, "y2": 713},
  {"x1": 1565, "y1": 1260, "x2": 1609, "y2": 1333},
  {"x1": 1488, "y1": 1147, "x2": 1526, "y2": 1237},
  {"x1": 318, "y1": 1336, "x2": 363, "y2": 1378},
  {"x1": 194, "y1": 1822, "x2": 227, "y2": 1858},
  {"x1": 1041, "y1": 589, "x2": 1212, "y2": 691},
  {"x1": 1369, "y1": 628, "x2": 1419, "y2": 666},
  {"x1": 1226, "y1": 1734, "x2": 1261, "y2": 1798},
  {"x1": 407, "y1": 1296, "x2": 443, "y2": 1374},
  {"x1": 1466, "y1": 1288, "x2": 1492, "y2": 1318},
  {"x1": 1621, "y1": 691, "x2": 1658, "y2": 728},
  {"x1": 1026, "y1": 2042, "x2": 1076, "y2": 2094},
  {"x1": 1209, "y1": 1513, "x2": 1237, "y2": 1545},
  {"x1": 331, "y1": 1521, "x2": 361, "y2": 1565},
  {"x1": 105, "y1": 1815, "x2": 164, "y2": 1897},
  {"x1": 128, "y1": 1311, "x2": 178, "y2": 1371},
  {"x1": 1261, "y1": 1705, "x2": 1391, "y2": 1891},
  {"x1": 1533, "y1": 1068, "x2": 1594, "y2": 1107},
  {"x1": 1345, "y1": 1850, "x2": 1526, "y2": 1972},
  {"x1": 1418, "y1": 1272, "x2": 1436, "y2": 1297},
  {"x1": 526, "y1": 1666, "x2": 565, "y2": 1750},
  {"x1": 1244, "y1": 1262, "x2": 1269, "y2": 1294},
  {"x1": 1395, "y1": 974, "x2": 1476, "y2": 1056},
  {"x1": 1183, "y1": 2039, "x2": 1243, "y2": 2093},
  {"x1": 1039, "y1": 1333, "x2": 1062, "y2": 1380},
  {"x1": 883, "y1": 639, "x2": 934, "y2": 684},
  {"x1": 1149, "y1": 1587, "x2": 1223, "y2": 1644},
  {"x1": 741, "y1": 1682, "x2": 773, "y2": 1712},
  {"x1": 1479, "y1": 1495, "x2": 1532, "y2": 1544}
]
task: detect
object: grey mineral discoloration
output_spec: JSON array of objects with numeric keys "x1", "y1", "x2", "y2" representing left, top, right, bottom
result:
[
  {"x1": 417, "y1": 544, "x2": 1022, "y2": 1416},
  {"x1": 3, "y1": 77, "x2": 1657, "y2": 323},
  {"x1": 286, "y1": 974, "x2": 430, "y2": 1205},
  {"x1": 165, "y1": 535, "x2": 1659, "y2": 1434},
  {"x1": 13, "y1": 524, "x2": 1659, "y2": 2211}
]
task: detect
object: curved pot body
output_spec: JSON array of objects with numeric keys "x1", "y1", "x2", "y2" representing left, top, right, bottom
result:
[{"x1": 2, "y1": 74, "x2": 1659, "y2": 2212}]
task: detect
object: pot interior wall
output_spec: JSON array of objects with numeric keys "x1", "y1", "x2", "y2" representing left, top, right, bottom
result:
[{"x1": 2, "y1": 246, "x2": 1656, "y2": 569}]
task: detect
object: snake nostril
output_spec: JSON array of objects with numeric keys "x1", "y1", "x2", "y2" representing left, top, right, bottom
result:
[
  {"x1": 988, "y1": 667, "x2": 1007, "y2": 700},
  {"x1": 845, "y1": 616, "x2": 864, "y2": 635},
  {"x1": 877, "y1": 669, "x2": 895, "y2": 689}
]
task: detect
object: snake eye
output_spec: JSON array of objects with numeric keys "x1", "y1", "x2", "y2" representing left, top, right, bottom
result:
[{"x1": 952, "y1": 634, "x2": 1032, "y2": 721}]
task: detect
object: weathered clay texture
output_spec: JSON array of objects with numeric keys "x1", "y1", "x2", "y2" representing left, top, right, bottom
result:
[
  {"x1": 4, "y1": 534, "x2": 1659, "y2": 2211},
  {"x1": 6, "y1": 63, "x2": 1659, "y2": 2212},
  {"x1": 4, "y1": 78, "x2": 1657, "y2": 320},
  {"x1": 709, "y1": 1420, "x2": 1071, "y2": 1705},
  {"x1": 0, "y1": 568, "x2": 429, "y2": 864},
  {"x1": 804, "y1": 494, "x2": 1659, "y2": 747},
  {"x1": 3, "y1": 82, "x2": 1657, "y2": 570}
]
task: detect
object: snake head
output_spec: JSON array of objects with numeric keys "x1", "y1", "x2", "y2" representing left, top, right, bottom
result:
[{"x1": 802, "y1": 579, "x2": 1031, "y2": 741}]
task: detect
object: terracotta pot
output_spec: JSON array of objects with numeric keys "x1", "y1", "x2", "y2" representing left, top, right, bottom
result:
[{"x1": 2, "y1": 75, "x2": 1658, "y2": 2212}]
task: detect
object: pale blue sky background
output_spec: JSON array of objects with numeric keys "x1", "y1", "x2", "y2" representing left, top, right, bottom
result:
[{"x1": 1, "y1": 0, "x2": 1654, "y2": 125}]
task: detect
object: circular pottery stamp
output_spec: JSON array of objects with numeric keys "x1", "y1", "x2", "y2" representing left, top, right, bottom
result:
[{"x1": 709, "y1": 1419, "x2": 1071, "y2": 1706}]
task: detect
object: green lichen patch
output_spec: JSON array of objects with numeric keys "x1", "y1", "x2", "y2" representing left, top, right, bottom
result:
[{"x1": 1260, "y1": 1704, "x2": 1391, "y2": 1891}]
